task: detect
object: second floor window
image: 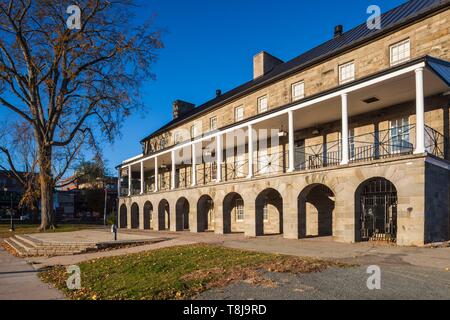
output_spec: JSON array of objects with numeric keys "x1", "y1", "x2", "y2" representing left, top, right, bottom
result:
[
  {"x1": 339, "y1": 61, "x2": 355, "y2": 84},
  {"x1": 258, "y1": 96, "x2": 268, "y2": 113},
  {"x1": 235, "y1": 106, "x2": 244, "y2": 122},
  {"x1": 191, "y1": 122, "x2": 201, "y2": 139},
  {"x1": 210, "y1": 116, "x2": 218, "y2": 131},
  {"x1": 390, "y1": 39, "x2": 410, "y2": 66},
  {"x1": 390, "y1": 117, "x2": 411, "y2": 154},
  {"x1": 173, "y1": 131, "x2": 182, "y2": 144},
  {"x1": 160, "y1": 138, "x2": 167, "y2": 150},
  {"x1": 292, "y1": 82, "x2": 305, "y2": 101}
]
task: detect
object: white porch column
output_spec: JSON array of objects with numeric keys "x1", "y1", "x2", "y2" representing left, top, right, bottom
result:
[
  {"x1": 216, "y1": 134, "x2": 222, "y2": 183},
  {"x1": 192, "y1": 143, "x2": 197, "y2": 186},
  {"x1": 127, "y1": 165, "x2": 132, "y2": 196},
  {"x1": 414, "y1": 67, "x2": 426, "y2": 154},
  {"x1": 340, "y1": 93, "x2": 349, "y2": 165},
  {"x1": 247, "y1": 124, "x2": 254, "y2": 179},
  {"x1": 154, "y1": 157, "x2": 159, "y2": 192},
  {"x1": 140, "y1": 161, "x2": 144, "y2": 195},
  {"x1": 171, "y1": 150, "x2": 176, "y2": 190},
  {"x1": 288, "y1": 110, "x2": 295, "y2": 172}
]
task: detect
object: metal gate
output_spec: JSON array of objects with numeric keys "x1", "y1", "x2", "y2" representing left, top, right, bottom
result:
[{"x1": 360, "y1": 179, "x2": 397, "y2": 242}]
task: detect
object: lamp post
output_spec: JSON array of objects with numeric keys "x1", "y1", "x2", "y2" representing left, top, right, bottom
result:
[
  {"x1": 97, "y1": 178, "x2": 108, "y2": 226},
  {"x1": 4, "y1": 187, "x2": 14, "y2": 232}
]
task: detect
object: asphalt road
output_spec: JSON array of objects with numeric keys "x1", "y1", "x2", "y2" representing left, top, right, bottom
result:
[{"x1": 197, "y1": 264, "x2": 450, "y2": 300}]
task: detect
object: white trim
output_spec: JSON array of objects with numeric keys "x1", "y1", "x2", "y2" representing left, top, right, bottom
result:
[{"x1": 122, "y1": 62, "x2": 426, "y2": 168}]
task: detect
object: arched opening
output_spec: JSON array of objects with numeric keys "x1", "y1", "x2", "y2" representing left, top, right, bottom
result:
[
  {"x1": 131, "y1": 203, "x2": 139, "y2": 229},
  {"x1": 298, "y1": 184, "x2": 335, "y2": 238},
  {"x1": 355, "y1": 177, "x2": 398, "y2": 243},
  {"x1": 143, "y1": 201, "x2": 153, "y2": 230},
  {"x1": 255, "y1": 188, "x2": 283, "y2": 236},
  {"x1": 197, "y1": 195, "x2": 214, "y2": 232},
  {"x1": 158, "y1": 199, "x2": 170, "y2": 231},
  {"x1": 223, "y1": 193, "x2": 245, "y2": 234},
  {"x1": 119, "y1": 204, "x2": 128, "y2": 228},
  {"x1": 176, "y1": 197, "x2": 190, "y2": 231}
]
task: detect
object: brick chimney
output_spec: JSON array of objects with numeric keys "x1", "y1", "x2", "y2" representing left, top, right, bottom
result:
[
  {"x1": 253, "y1": 51, "x2": 283, "y2": 79},
  {"x1": 173, "y1": 100, "x2": 195, "y2": 119}
]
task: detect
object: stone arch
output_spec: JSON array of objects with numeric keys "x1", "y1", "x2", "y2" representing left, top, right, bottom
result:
[
  {"x1": 143, "y1": 201, "x2": 153, "y2": 230},
  {"x1": 197, "y1": 195, "x2": 214, "y2": 232},
  {"x1": 131, "y1": 203, "x2": 139, "y2": 229},
  {"x1": 255, "y1": 188, "x2": 283, "y2": 236},
  {"x1": 298, "y1": 184, "x2": 335, "y2": 238},
  {"x1": 158, "y1": 199, "x2": 170, "y2": 231},
  {"x1": 355, "y1": 177, "x2": 398, "y2": 243},
  {"x1": 176, "y1": 197, "x2": 190, "y2": 231},
  {"x1": 223, "y1": 192, "x2": 245, "y2": 234},
  {"x1": 119, "y1": 204, "x2": 128, "y2": 229}
]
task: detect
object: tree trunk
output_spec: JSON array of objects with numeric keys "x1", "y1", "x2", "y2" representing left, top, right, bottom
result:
[{"x1": 38, "y1": 146, "x2": 55, "y2": 231}]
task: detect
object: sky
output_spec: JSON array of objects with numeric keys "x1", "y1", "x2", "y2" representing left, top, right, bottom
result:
[{"x1": 0, "y1": 0, "x2": 408, "y2": 173}]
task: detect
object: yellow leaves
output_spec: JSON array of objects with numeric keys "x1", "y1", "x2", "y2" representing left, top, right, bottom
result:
[{"x1": 91, "y1": 294, "x2": 98, "y2": 300}]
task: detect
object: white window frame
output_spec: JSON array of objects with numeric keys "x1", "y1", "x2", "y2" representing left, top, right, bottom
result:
[
  {"x1": 191, "y1": 122, "x2": 201, "y2": 139},
  {"x1": 339, "y1": 61, "x2": 355, "y2": 84},
  {"x1": 390, "y1": 39, "x2": 411, "y2": 66},
  {"x1": 173, "y1": 131, "x2": 183, "y2": 144},
  {"x1": 236, "y1": 199, "x2": 244, "y2": 221},
  {"x1": 235, "y1": 106, "x2": 245, "y2": 122},
  {"x1": 258, "y1": 96, "x2": 268, "y2": 114},
  {"x1": 209, "y1": 116, "x2": 218, "y2": 131},
  {"x1": 291, "y1": 81, "x2": 305, "y2": 101},
  {"x1": 389, "y1": 116, "x2": 410, "y2": 154}
]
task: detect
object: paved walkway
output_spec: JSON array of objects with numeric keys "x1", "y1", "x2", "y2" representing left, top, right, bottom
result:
[{"x1": 0, "y1": 246, "x2": 64, "y2": 300}]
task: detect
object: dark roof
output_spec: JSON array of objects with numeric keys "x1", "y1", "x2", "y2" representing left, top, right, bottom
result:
[
  {"x1": 428, "y1": 56, "x2": 450, "y2": 86},
  {"x1": 141, "y1": 0, "x2": 450, "y2": 143}
]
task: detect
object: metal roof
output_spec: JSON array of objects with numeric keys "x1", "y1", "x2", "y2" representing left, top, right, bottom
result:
[{"x1": 141, "y1": 0, "x2": 450, "y2": 143}]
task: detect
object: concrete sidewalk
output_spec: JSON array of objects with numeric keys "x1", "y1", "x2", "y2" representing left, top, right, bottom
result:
[{"x1": 0, "y1": 247, "x2": 64, "y2": 300}]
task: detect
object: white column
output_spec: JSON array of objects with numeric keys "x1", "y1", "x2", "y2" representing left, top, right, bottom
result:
[
  {"x1": 171, "y1": 150, "x2": 176, "y2": 190},
  {"x1": 127, "y1": 165, "x2": 132, "y2": 196},
  {"x1": 340, "y1": 93, "x2": 349, "y2": 165},
  {"x1": 140, "y1": 161, "x2": 144, "y2": 195},
  {"x1": 154, "y1": 157, "x2": 159, "y2": 192},
  {"x1": 247, "y1": 124, "x2": 254, "y2": 179},
  {"x1": 216, "y1": 134, "x2": 222, "y2": 183},
  {"x1": 192, "y1": 143, "x2": 197, "y2": 186},
  {"x1": 288, "y1": 110, "x2": 295, "y2": 172},
  {"x1": 414, "y1": 67, "x2": 426, "y2": 154}
]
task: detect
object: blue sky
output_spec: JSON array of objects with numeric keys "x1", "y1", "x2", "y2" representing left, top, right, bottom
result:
[{"x1": 0, "y1": 0, "x2": 408, "y2": 173}]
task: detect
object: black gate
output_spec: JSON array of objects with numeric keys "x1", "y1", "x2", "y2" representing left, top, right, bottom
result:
[{"x1": 360, "y1": 178, "x2": 397, "y2": 242}]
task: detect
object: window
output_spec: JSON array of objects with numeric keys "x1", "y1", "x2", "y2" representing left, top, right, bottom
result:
[
  {"x1": 263, "y1": 204, "x2": 269, "y2": 221},
  {"x1": 235, "y1": 153, "x2": 246, "y2": 178},
  {"x1": 349, "y1": 129, "x2": 355, "y2": 160},
  {"x1": 209, "y1": 116, "x2": 218, "y2": 131},
  {"x1": 258, "y1": 96, "x2": 268, "y2": 113},
  {"x1": 339, "y1": 61, "x2": 355, "y2": 84},
  {"x1": 191, "y1": 122, "x2": 201, "y2": 139},
  {"x1": 236, "y1": 199, "x2": 244, "y2": 221},
  {"x1": 390, "y1": 117, "x2": 411, "y2": 154},
  {"x1": 160, "y1": 138, "x2": 167, "y2": 150},
  {"x1": 291, "y1": 82, "x2": 305, "y2": 101},
  {"x1": 235, "y1": 106, "x2": 244, "y2": 122},
  {"x1": 390, "y1": 39, "x2": 410, "y2": 66},
  {"x1": 173, "y1": 131, "x2": 183, "y2": 144}
]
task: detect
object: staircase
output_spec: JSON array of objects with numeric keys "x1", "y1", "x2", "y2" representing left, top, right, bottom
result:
[
  {"x1": 369, "y1": 233, "x2": 396, "y2": 243},
  {"x1": 3, "y1": 235, "x2": 98, "y2": 257}
]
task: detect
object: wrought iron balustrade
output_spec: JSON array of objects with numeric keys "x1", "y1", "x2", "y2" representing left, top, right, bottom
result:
[
  {"x1": 254, "y1": 150, "x2": 288, "y2": 176},
  {"x1": 295, "y1": 139, "x2": 342, "y2": 171}
]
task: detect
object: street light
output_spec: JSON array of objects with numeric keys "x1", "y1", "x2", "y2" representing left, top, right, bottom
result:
[
  {"x1": 3, "y1": 187, "x2": 14, "y2": 232},
  {"x1": 96, "y1": 178, "x2": 108, "y2": 226}
]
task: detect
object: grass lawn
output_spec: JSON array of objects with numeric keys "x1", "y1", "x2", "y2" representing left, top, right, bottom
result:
[
  {"x1": 39, "y1": 244, "x2": 349, "y2": 300},
  {"x1": 0, "y1": 224, "x2": 101, "y2": 239}
]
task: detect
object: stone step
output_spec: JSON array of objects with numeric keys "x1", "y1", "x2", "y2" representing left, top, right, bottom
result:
[
  {"x1": 3, "y1": 239, "x2": 30, "y2": 257},
  {"x1": 15, "y1": 234, "x2": 40, "y2": 248},
  {"x1": 9, "y1": 236, "x2": 38, "y2": 254}
]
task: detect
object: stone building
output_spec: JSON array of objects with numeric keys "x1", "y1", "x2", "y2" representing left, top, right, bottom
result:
[{"x1": 118, "y1": 0, "x2": 450, "y2": 246}]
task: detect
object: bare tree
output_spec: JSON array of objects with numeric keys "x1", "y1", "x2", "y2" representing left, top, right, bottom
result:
[{"x1": 0, "y1": 0, "x2": 163, "y2": 230}]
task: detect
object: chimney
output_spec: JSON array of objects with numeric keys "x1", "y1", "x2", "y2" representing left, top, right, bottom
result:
[
  {"x1": 173, "y1": 100, "x2": 195, "y2": 120},
  {"x1": 216, "y1": 89, "x2": 222, "y2": 97},
  {"x1": 334, "y1": 25, "x2": 343, "y2": 38},
  {"x1": 253, "y1": 51, "x2": 283, "y2": 79}
]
